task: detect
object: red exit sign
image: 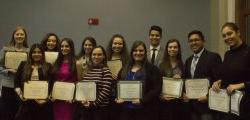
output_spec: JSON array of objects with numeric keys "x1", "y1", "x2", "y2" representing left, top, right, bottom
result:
[{"x1": 88, "y1": 18, "x2": 99, "y2": 25}]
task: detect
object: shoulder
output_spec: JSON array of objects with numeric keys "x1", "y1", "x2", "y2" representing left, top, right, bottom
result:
[{"x1": 203, "y1": 49, "x2": 221, "y2": 59}]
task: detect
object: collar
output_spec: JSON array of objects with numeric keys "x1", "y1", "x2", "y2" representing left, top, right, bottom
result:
[
  {"x1": 150, "y1": 45, "x2": 160, "y2": 51},
  {"x1": 193, "y1": 48, "x2": 204, "y2": 58},
  {"x1": 230, "y1": 42, "x2": 247, "y2": 52}
]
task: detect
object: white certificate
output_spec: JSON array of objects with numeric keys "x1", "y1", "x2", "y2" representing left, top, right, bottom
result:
[
  {"x1": 230, "y1": 91, "x2": 243, "y2": 116},
  {"x1": 52, "y1": 81, "x2": 75, "y2": 101},
  {"x1": 107, "y1": 60, "x2": 122, "y2": 76},
  {"x1": 117, "y1": 81, "x2": 142, "y2": 101},
  {"x1": 23, "y1": 81, "x2": 48, "y2": 99},
  {"x1": 75, "y1": 81, "x2": 96, "y2": 101},
  {"x1": 209, "y1": 89, "x2": 230, "y2": 113},
  {"x1": 45, "y1": 52, "x2": 58, "y2": 64},
  {"x1": 162, "y1": 77, "x2": 183, "y2": 98},
  {"x1": 185, "y1": 79, "x2": 209, "y2": 99},
  {"x1": 5, "y1": 52, "x2": 27, "y2": 69}
]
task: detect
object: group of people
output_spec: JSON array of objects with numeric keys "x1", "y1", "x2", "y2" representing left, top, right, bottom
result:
[{"x1": 0, "y1": 22, "x2": 249, "y2": 120}]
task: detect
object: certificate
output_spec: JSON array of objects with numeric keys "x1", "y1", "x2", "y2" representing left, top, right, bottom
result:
[
  {"x1": 185, "y1": 79, "x2": 209, "y2": 99},
  {"x1": 23, "y1": 81, "x2": 48, "y2": 99},
  {"x1": 75, "y1": 81, "x2": 96, "y2": 101},
  {"x1": 209, "y1": 89, "x2": 230, "y2": 113},
  {"x1": 45, "y1": 52, "x2": 58, "y2": 64},
  {"x1": 230, "y1": 91, "x2": 243, "y2": 116},
  {"x1": 162, "y1": 77, "x2": 183, "y2": 98},
  {"x1": 117, "y1": 81, "x2": 142, "y2": 101},
  {"x1": 52, "y1": 81, "x2": 75, "y2": 101},
  {"x1": 107, "y1": 60, "x2": 122, "y2": 76},
  {"x1": 5, "y1": 52, "x2": 27, "y2": 69}
]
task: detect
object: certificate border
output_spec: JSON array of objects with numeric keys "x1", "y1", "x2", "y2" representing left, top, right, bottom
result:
[
  {"x1": 162, "y1": 77, "x2": 183, "y2": 98},
  {"x1": 52, "y1": 81, "x2": 75, "y2": 101},
  {"x1": 4, "y1": 51, "x2": 28, "y2": 69},
  {"x1": 117, "y1": 80, "x2": 142, "y2": 101},
  {"x1": 208, "y1": 88, "x2": 230, "y2": 113},
  {"x1": 75, "y1": 81, "x2": 97, "y2": 101},
  {"x1": 185, "y1": 78, "x2": 210, "y2": 99},
  {"x1": 23, "y1": 80, "x2": 49, "y2": 100}
]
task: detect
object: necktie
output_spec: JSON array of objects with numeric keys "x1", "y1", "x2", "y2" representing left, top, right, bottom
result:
[
  {"x1": 191, "y1": 55, "x2": 199, "y2": 78},
  {"x1": 151, "y1": 48, "x2": 157, "y2": 64}
]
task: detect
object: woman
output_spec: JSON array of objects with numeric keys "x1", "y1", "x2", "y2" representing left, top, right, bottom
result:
[
  {"x1": 41, "y1": 33, "x2": 60, "y2": 52},
  {"x1": 159, "y1": 39, "x2": 185, "y2": 120},
  {"x1": 116, "y1": 41, "x2": 162, "y2": 120},
  {"x1": 76, "y1": 37, "x2": 96, "y2": 81},
  {"x1": 0, "y1": 26, "x2": 29, "y2": 120},
  {"x1": 106, "y1": 34, "x2": 129, "y2": 79},
  {"x1": 52, "y1": 38, "x2": 77, "y2": 120},
  {"x1": 75, "y1": 46, "x2": 113, "y2": 120},
  {"x1": 106, "y1": 34, "x2": 129, "y2": 120},
  {"x1": 212, "y1": 22, "x2": 250, "y2": 120},
  {"x1": 14, "y1": 44, "x2": 53, "y2": 120}
]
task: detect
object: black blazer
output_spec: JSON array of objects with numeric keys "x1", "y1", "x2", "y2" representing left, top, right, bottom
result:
[{"x1": 14, "y1": 61, "x2": 53, "y2": 93}]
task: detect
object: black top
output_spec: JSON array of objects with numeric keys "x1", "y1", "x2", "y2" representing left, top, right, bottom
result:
[{"x1": 219, "y1": 43, "x2": 250, "y2": 93}]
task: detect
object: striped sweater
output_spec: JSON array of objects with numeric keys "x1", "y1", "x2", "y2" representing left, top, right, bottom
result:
[{"x1": 82, "y1": 66, "x2": 113, "y2": 107}]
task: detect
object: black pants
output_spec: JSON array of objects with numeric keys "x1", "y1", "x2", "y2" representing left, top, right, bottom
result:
[{"x1": 0, "y1": 87, "x2": 20, "y2": 120}]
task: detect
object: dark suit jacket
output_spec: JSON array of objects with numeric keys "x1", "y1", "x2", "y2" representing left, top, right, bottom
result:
[{"x1": 184, "y1": 49, "x2": 222, "y2": 113}]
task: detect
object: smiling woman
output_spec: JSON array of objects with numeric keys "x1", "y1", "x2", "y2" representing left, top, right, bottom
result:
[{"x1": 116, "y1": 41, "x2": 162, "y2": 120}]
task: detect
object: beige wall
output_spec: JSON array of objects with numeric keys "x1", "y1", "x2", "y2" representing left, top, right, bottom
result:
[{"x1": 210, "y1": 0, "x2": 235, "y2": 59}]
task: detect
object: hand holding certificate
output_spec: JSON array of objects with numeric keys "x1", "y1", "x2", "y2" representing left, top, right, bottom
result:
[
  {"x1": 75, "y1": 81, "x2": 96, "y2": 101},
  {"x1": 209, "y1": 88, "x2": 230, "y2": 113},
  {"x1": 117, "y1": 81, "x2": 142, "y2": 101},
  {"x1": 45, "y1": 52, "x2": 58, "y2": 64},
  {"x1": 5, "y1": 52, "x2": 27, "y2": 69},
  {"x1": 52, "y1": 81, "x2": 75, "y2": 101},
  {"x1": 162, "y1": 77, "x2": 183, "y2": 98},
  {"x1": 23, "y1": 81, "x2": 48, "y2": 99},
  {"x1": 185, "y1": 79, "x2": 209, "y2": 99}
]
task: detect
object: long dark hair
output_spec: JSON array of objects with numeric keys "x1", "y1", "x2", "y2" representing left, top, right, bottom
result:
[
  {"x1": 77, "y1": 36, "x2": 97, "y2": 59},
  {"x1": 22, "y1": 44, "x2": 50, "y2": 82},
  {"x1": 120, "y1": 41, "x2": 148, "y2": 79},
  {"x1": 8, "y1": 26, "x2": 28, "y2": 48},
  {"x1": 159, "y1": 39, "x2": 183, "y2": 73},
  {"x1": 53, "y1": 38, "x2": 76, "y2": 75},
  {"x1": 41, "y1": 33, "x2": 60, "y2": 51},
  {"x1": 88, "y1": 45, "x2": 108, "y2": 68},
  {"x1": 106, "y1": 34, "x2": 129, "y2": 66}
]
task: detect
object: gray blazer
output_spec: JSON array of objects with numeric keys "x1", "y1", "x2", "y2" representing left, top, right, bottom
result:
[{"x1": 147, "y1": 46, "x2": 164, "y2": 68}]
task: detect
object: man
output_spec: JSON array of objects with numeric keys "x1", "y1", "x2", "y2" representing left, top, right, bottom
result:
[
  {"x1": 184, "y1": 30, "x2": 222, "y2": 120},
  {"x1": 147, "y1": 25, "x2": 164, "y2": 67}
]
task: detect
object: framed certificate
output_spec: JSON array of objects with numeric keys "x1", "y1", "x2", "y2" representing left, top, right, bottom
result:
[
  {"x1": 45, "y1": 52, "x2": 58, "y2": 64},
  {"x1": 23, "y1": 80, "x2": 48, "y2": 99},
  {"x1": 75, "y1": 81, "x2": 96, "y2": 101},
  {"x1": 209, "y1": 89, "x2": 230, "y2": 113},
  {"x1": 230, "y1": 90, "x2": 243, "y2": 116},
  {"x1": 162, "y1": 77, "x2": 183, "y2": 98},
  {"x1": 185, "y1": 79, "x2": 210, "y2": 99},
  {"x1": 117, "y1": 81, "x2": 142, "y2": 101},
  {"x1": 5, "y1": 52, "x2": 27, "y2": 69},
  {"x1": 52, "y1": 81, "x2": 75, "y2": 101},
  {"x1": 107, "y1": 60, "x2": 122, "y2": 76}
]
